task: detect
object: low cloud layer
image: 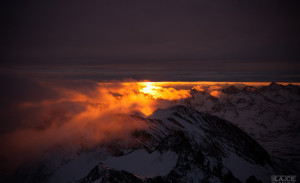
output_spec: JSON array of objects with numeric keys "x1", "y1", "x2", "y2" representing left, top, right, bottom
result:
[{"x1": 0, "y1": 74, "x2": 290, "y2": 174}]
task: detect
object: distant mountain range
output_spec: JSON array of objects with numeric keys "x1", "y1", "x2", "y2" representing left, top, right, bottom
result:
[{"x1": 181, "y1": 82, "x2": 300, "y2": 172}]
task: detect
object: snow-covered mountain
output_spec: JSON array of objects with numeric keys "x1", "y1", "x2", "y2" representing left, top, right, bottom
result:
[
  {"x1": 12, "y1": 105, "x2": 292, "y2": 183},
  {"x1": 179, "y1": 82, "x2": 300, "y2": 174}
]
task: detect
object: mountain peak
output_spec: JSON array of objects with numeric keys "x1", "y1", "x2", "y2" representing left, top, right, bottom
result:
[
  {"x1": 268, "y1": 82, "x2": 284, "y2": 89},
  {"x1": 148, "y1": 105, "x2": 197, "y2": 121},
  {"x1": 75, "y1": 163, "x2": 143, "y2": 183},
  {"x1": 146, "y1": 105, "x2": 270, "y2": 164},
  {"x1": 242, "y1": 85, "x2": 257, "y2": 93}
]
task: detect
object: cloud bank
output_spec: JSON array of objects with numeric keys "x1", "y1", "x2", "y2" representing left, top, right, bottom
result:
[{"x1": 0, "y1": 75, "x2": 290, "y2": 174}]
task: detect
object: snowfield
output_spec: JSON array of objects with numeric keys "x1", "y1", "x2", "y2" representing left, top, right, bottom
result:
[{"x1": 103, "y1": 150, "x2": 178, "y2": 177}]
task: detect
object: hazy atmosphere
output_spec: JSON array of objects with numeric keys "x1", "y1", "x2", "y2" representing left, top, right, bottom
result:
[{"x1": 0, "y1": 1, "x2": 299, "y2": 183}]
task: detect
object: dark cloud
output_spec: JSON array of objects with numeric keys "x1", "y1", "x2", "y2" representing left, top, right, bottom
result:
[
  {"x1": 2, "y1": 60, "x2": 300, "y2": 82},
  {"x1": 0, "y1": 74, "x2": 62, "y2": 133},
  {"x1": 0, "y1": 0, "x2": 300, "y2": 81},
  {"x1": 0, "y1": 74, "x2": 59, "y2": 105}
]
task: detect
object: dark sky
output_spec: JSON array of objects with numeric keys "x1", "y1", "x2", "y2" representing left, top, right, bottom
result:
[{"x1": 1, "y1": 0, "x2": 300, "y2": 81}]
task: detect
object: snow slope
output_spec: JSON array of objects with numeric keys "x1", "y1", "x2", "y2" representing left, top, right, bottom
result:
[{"x1": 103, "y1": 150, "x2": 177, "y2": 177}]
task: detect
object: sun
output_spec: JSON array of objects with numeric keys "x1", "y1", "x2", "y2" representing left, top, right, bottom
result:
[{"x1": 139, "y1": 82, "x2": 162, "y2": 99}]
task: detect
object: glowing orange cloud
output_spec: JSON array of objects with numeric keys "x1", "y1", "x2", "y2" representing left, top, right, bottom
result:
[
  {"x1": 138, "y1": 82, "x2": 191, "y2": 100},
  {"x1": 210, "y1": 90, "x2": 222, "y2": 97}
]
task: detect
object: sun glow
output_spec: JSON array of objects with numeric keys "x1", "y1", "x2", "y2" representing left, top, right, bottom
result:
[
  {"x1": 139, "y1": 82, "x2": 161, "y2": 98},
  {"x1": 138, "y1": 82, "x2": 191, "y2": 100}
]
